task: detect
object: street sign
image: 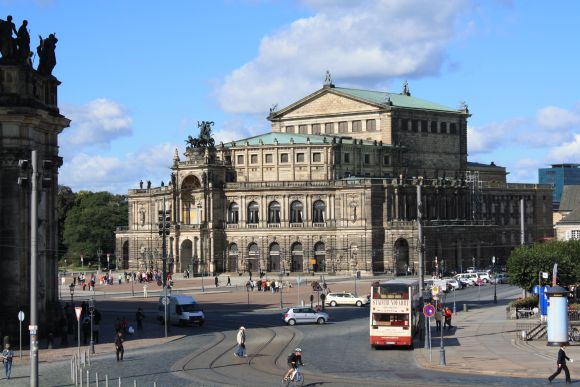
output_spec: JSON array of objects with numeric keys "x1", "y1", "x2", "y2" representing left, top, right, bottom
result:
[
  {"x1": 18, "y1": 311, "x2": 25, "y2": 322},
  {"x1": 61, "y1": 277, "x2": 66, "y2": 285},
  {"x1": 162, "y1": 296, "x2": 169, "y2": 305},
  {"x1": 74, "y1": 306, "x2": 82, "y2": 321},
  {"x1": 423, "y1": 304, "x2": 435, "y2": 318},
  {"x1": 542, "y1": 272, "x2": 549, "y2": 279},
  {"x1": 431, "y1": 286, "x2": 440, "y2": 296}
]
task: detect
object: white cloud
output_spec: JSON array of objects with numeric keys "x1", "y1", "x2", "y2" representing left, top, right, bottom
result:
[
  {"x1": 467, "y1": 119, "x2": 523, "y2": 154},
  {"x1": 215, "y1": 0, "x2": 469, "y2": 114},
  {"x1": 60, "y1": 143, "x2": 176, "y2": 194},
  {"x1": 61, "y1": 99, "x2": 133, "y2": 148},
  {"x1": 537, "y1": 105, "x2": 580, "y2": 130},
  {"x1": 507, "y1": 158, "x2": 545, "y2": 183},
  {"x1": 548, "y1": 134, "x2": 580, "y2": 162}
]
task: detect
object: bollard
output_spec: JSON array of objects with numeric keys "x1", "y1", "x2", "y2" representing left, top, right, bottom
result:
[
  {"x1": 87, "y1": 369, "x2": 89, "y2": 386},
  {"x1": 153, "y1": 382, "x2": 157, "y2": 387},
  {"x1": 80, "y1": 367, "x2": 83, "y2": 387},
  {"x1": 88, "y1": 349, "x2": 91, "y2": 366},
  {"x1": 105, "y1": 374, "x2": 109, "y2": 387},
  {"x1": 134, "y1": 380, "x2": 137, "y2": 387},
  {"x1": 463, "y1": 303, "x2": 468, "y2": 312},
  {"x1": 96, "y1": 372, "x2": 99, "y2": 387},
  {"x1": 118, "y1": 376, "x2": 121, "y2": 386},
  {"x1": 48, "y1": 332, "x2": 54, "y2": 349}
]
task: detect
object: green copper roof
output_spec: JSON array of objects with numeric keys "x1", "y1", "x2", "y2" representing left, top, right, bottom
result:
[
  {"x1": 334, "y1": 87, "x2": 459, "y2": 112},
  {"x1": 222, "y1": 131, "x2": 385, "y2": 147}
]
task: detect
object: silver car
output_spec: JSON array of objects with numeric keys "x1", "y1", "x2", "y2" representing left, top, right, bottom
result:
[{"x1": 283, "y1": 307, "x2": 329, "y2": 325}]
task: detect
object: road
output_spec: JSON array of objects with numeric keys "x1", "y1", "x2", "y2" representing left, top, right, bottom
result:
[{"x1": 1, "y1": 282, "x2": 550, "y2": 386}]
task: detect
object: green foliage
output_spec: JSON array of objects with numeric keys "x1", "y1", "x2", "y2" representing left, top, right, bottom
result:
[
  {"x1": 62, "y1": 191, "x2": 128, "y2": 264},
  {"x1": 57, "y1": 185, "x2": 76, "y2": 258},
  {"x1": 507, "y1": 240, "x2": 580, "y2": 290},
  {"x1": 509, "y1": 295, "x2": 538, "y2": 309}
]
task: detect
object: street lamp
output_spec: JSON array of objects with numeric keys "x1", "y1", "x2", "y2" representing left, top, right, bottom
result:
[
  {"x1": 69, "y1": 283, "x2": 75, "y2": 306},
  {"x1": 279, "y1": 271, "x2": 284, "y2": 308},
  {"x1": 89, "y1": 298, "x2": 95, "y2": 354},
  {"x1": 97, "y1": 248, "x2": 102, "y2": 272},
  {"x1": 492, "y1": 256, "x2": 497, "y2": 304}
]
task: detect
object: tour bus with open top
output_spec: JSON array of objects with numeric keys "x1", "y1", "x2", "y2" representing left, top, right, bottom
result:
[{"x1": 370, "y1": 278, "x2": 421, "y2": 348}]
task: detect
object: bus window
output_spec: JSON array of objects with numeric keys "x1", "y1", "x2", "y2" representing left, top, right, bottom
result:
[
  {"x1": 372, "y1": 313, "x2": 409, "y2": 327},
  {"x1": 372, "y1": 285, "x2": 409, "y2": 299}
]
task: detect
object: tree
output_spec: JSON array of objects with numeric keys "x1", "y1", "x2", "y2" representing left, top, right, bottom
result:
[
  {"x1": 57, "y1": 185, "x2": 76, "y2": 259},
  {"x1": 62, "y1": 191, "x2": 128, "y2": 265},
  {"x1": 507, "y1": 240, "x2": 580, "y2": 290}
]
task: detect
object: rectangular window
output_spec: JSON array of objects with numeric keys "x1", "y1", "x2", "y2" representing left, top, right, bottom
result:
[
  {"x1": 383, "y1": 155, "x2": 390, "y2": 165},
  {"x1": 280, "y1": 153, "x2": 289, "y2": 163},
  {"x1": 312, "y1": 124, "x2": 321, "y2": 134},
  {"x1": 571, "y1": 230, "x2": 580, "y2": 240},
  {"x1": 339, "y1": 121, "x2": 348, "y2": 133},
  {"x1": 366, "y1": 119, "x2": 376, "y2": 132},
  {"x1": 430, "y1": 121, "x2": 438, "y2": 133},
  {"x1": 364, "y1": 154, "x2": 370, "y2": 164},
  {"x1": 344, "y1": 153, "x2": 350, "y2": 163},
  {"x1": 225, "y1": 155, "x2": 232, "y2": 164},
  {"x1": 450, "y1": 123, "x2": 457, "y2": 134},
  {"x1": 312, "y1": 152, "x2": 321, "y2": 162},
  {"x1": 296, "y1": 153, "x2": 305, "y2": 162},
  {"x1": 411, "y1": 120, "x2": 419, "y2": 132},
  {"x1": 352, "y1": 120, "x2": 362, "y2": 132},
  {"x1": 286, "y1": 125, "x2": 295, "y2": 134},
  {"x1": 440, "y1": 122, "x2": 447, "y2": 134},
  {"x1": 250, "y1": 154, "x2": 258, "y2": 164},
  {"x1": 325, "y1": 123, "x2": 334, "y2": 134},
  {"x1": 265, "y1": 154, "x2": 273, "y2": 163},
  {"x1": 401, "y1": 119, "x2": 408, "y2": 131},
  {"x1": 299, "y1": 124, "x2": 308, "y2": 134},
  {"x1": 237, "y1": 155, "x2": 244, "y2": 164},
  {"x1": 421, "y1": 120, "x2": 428, "y2": 133}
]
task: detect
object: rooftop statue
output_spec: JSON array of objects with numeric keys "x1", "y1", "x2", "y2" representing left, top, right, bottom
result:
[
  {"x1": 37, "y1": 33, "x2": 58, "y2": 75},
  {"x1": 0, "y1": 15, "x2": 17, "y2": 59},
  {"x1": 185, "y1": 121, "x2": 216, "y2": 153}
]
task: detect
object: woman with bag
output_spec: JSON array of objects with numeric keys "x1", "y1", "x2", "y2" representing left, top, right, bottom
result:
[{"x1": 234, "y1": 326, "x2": 246, "y2": 357}]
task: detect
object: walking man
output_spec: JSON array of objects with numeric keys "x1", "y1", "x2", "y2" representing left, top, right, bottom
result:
[
  {"x1": 136, "y1": 307, "x2": 145, "y2": 330},
  {"x1": 115, "y1": 331, "x2": 124, "y2": 361},
  {"x1": 2, "y1": 343, "x2": 14, "y2": 379},
  {"x1": 227, "y1": 276, "x2": 231, "y2": 286},
  {"x1": 234, "y1": 326, "x2": 246, "y2": 357},
  {"x1": 549, "y1": 343, "x2": 572, "y2": 383},
  {"x1": 214, "y1": 276, "x2": 219, "y2": 288}
]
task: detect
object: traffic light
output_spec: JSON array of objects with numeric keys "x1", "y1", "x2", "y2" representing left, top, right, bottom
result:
[
  {"x1": 18, "y1": 159, "x2": 30, "y2": 187},
  {"x1": 158, "y1": 210, "x2": 170, "y2": 236}
]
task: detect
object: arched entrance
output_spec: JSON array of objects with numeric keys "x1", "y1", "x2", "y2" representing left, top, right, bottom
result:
[
  {"x1": 313, "y1": 242, "x2": 325, "y2": 272},
  {"x1": 247, "y1": 243, "x2": 259, "y2": 272},
  {"x1": 122, "y1": 241, "x2": 129, "y2": 270},
  {"x1": 394, "y1": 239, "x2": 409, "y2": 275},
  {"x1": 228, "y1": 243, "x2": 238, "y2": 272},
  {"x1": 181, "y1": 239, "x2": 193, "y2": 273},
  {"x1": 291, "y1": 242, "x2": 303, "y2": 272},
  {"x1": 268, "y1": 243, "x2": 280, "y2": 272}
]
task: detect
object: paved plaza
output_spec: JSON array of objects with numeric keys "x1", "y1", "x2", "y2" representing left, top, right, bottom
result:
[{"x1": 0, "y1": 273, "x2": 577, "y2": 386}]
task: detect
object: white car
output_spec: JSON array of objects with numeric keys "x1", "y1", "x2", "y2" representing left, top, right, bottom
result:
[{"x1": 325, "y1": 292, "x2": 369, "y2": 307}]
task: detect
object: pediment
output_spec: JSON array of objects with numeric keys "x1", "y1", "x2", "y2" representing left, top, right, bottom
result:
[{"x1": 280, "y1": 90, "x2": 381, "y2": 119}]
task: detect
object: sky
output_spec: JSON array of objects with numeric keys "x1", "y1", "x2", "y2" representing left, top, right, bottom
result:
[{"x1": 3, "y1": 0, "x2": 580, "y2": 193}]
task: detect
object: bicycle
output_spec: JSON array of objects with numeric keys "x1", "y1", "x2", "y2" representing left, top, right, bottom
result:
[{"x1": 283, "y1": 365, "x2": 304, "y2": 387}]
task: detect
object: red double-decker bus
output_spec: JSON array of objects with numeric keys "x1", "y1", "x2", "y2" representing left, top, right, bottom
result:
[{"x1": 370, "y1": 279, "x2": 421, "y2": 348}]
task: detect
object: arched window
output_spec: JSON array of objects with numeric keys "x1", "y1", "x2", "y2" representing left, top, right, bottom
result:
[
  {"x1": 228, "y1": 243, "x2": 238, "y2": 272},
  {"x1": 312, "y1": 200, "x2": 326, "y2": 223},
  {"x1": 247, "y1": 243, "x2": 259, "y2": 271},
  {"x1": 228, "y1": 202, "x2": 239, "y2": 224},
  {"x1": 268, "y1": 201, "x2": 281, "y2": 223},
  {"x1": 268, "y1": 242, "x2": 281, "y2": 272},
  {"x1": 290, "y1": 201, "x2": 303, "y2": 223},
  {"x1": 247, "y1": 201, "x2": 259, "y2": 224},
  {"x1": 291, "y1": 242, "x2": 303, "y2": 272}
]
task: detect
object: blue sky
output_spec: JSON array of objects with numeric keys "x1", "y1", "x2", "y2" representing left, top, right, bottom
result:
[{"x1": 3, "y1": 0, "x2": 580, "y2": 193}]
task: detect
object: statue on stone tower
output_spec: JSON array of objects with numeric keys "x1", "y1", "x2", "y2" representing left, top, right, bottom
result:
[
  {"x1": 0, "y1": 15, "x2": 17, "y2": 60},
  {"x1": 37, "y1": 33, "x2": 58, "y2": 75},
  {"x1": 16, "y1": 20, "x2": 30, "y2": 65},
  {"x1": 185, "y1": 121, "x2": 216, "y2": 153}
]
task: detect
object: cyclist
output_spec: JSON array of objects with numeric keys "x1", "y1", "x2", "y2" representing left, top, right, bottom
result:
[{"x1": 283, "y1": 348, "x2": 304, "y2": 381}]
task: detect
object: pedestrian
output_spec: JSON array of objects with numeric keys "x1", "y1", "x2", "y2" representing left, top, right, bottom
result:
[
  {"x1": 548, "y1": 343, "x2": 573, "y2": 384},
  {"x1": 215, "y1": 276, "x2": 219, "y2": 287},
  {"x1": 444, "y1": 307, "x2": 453, "y2": 330},
  {"x1": 114, "y1": 331, "x2": 124, "y2": 361},
  {"x1": 434, "y1": 307, "x2": 442, "y2": 332},
  {"x1": 2, "y1": 343, "x2": 14, "y2": 379},
  {"x1": 136, "y1": 307, "x2": 145, "y2": 330},
  {"x1": 234, "y1": 326, "x2": 246, "y2": 357},
  {"x1": 227, "y1": 276, "x2": 231, "y2": 286},
  {"x1": 81, "y1": 315, "x2": 91, "y2": 345}
]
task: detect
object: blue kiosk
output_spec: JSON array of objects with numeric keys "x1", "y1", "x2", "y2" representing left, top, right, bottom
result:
[{"x1": 546, "y1": 284, "x2": 570, "y2": 346}]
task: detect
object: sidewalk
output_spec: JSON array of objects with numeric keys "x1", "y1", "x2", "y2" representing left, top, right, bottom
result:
[{"x1": 415, "y1": 303, "x2": 579, "y2": 379}]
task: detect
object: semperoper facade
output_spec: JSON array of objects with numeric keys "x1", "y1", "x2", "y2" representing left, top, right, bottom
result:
[{"x1": 115, "y1": 77, "x2": 553, "y2": 276}]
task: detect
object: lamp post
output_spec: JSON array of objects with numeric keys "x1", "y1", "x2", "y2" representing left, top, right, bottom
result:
[
  {"x1": 200, "y1": 260, "x2": 205, "y2": 292},
  {"x1": 69, "y1": 283, "x2": 75, "y2": 306},
  {"x1": 89, "y1": 298, "x2": 95, "y2": 354},
  {"x1": 492, "y1": 256, "x2": 497, "y2": 304},
  {"x1": 97, "y1": 248, "x2": 102, "y2": 272},
  {"x1": 279, "y1": 271, "x2": 284, "y2": 308},
  {"x1": 107, "y1": 253, "x2": 110, "y2": 272}
]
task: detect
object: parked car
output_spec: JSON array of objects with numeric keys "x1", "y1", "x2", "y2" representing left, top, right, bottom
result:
[
  {"x1": 493, "y1": 273, "x2": 509, "y2": 284},
  {"x1": 445, "y1": 278, "x2": 464, "y2": 290},
  {"x1": 325, "y1": 292, "x2": 369, "y2": 307},
  {"x1": 476, "y1": 272, "x2": 492, "y2": 283},
  {"x1": 283, "y1": 307, "x2": 329, "y2": 325},
  {"x1": 455, "y1": 273, "x2": 478, "y2": 286}
]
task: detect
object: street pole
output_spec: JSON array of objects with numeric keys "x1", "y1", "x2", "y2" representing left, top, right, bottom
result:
[
  {"x1": 417, "y1": 184, "x2": 428, "y2": 349},
  {"x1": 439, "y1": 300, "x2": 446, "y2": 366},
  {"x1": 160, "y1": 197, "x2": 169, "y2": 338},
  {"x1": 30, "y1": 150, "x2": 39, "y2": 387},
  {"x1": 493, "y1": 256, "x2": 497, "y2": 304},
  {"x1": 279, "y1": 274, "x2": 284, "y2": 308},
  {"x1": 453, "y1": 287, "x2": 456, "y2": 314},
  {"x1": 89, "y1": 298, "x2": 95, "y2": 354}
]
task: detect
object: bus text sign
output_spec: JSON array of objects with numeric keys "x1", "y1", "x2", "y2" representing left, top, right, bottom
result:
[{"x1": 371, "y1": 299, "x2": 410, "y2": 313}]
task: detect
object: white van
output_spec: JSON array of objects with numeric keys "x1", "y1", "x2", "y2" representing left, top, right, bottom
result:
[
  {"x1": 158, "y1": 295, "x2": 205, "y2": 326},
  {"x1": 455, "y1": 273, "x2": 478, "y2": 286}
]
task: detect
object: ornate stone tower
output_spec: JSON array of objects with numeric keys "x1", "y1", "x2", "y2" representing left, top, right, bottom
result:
[{"x1": 0, "y1": 17, "x2": 70, "y2": 339}]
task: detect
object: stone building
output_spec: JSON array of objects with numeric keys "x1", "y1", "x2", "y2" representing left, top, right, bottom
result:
[
  {"x1": 115, "y1": 80, "x2": 553, "y2": 276},
  {"x1": 0, "y1": 42, "x2": 70, "y2": 336}
]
